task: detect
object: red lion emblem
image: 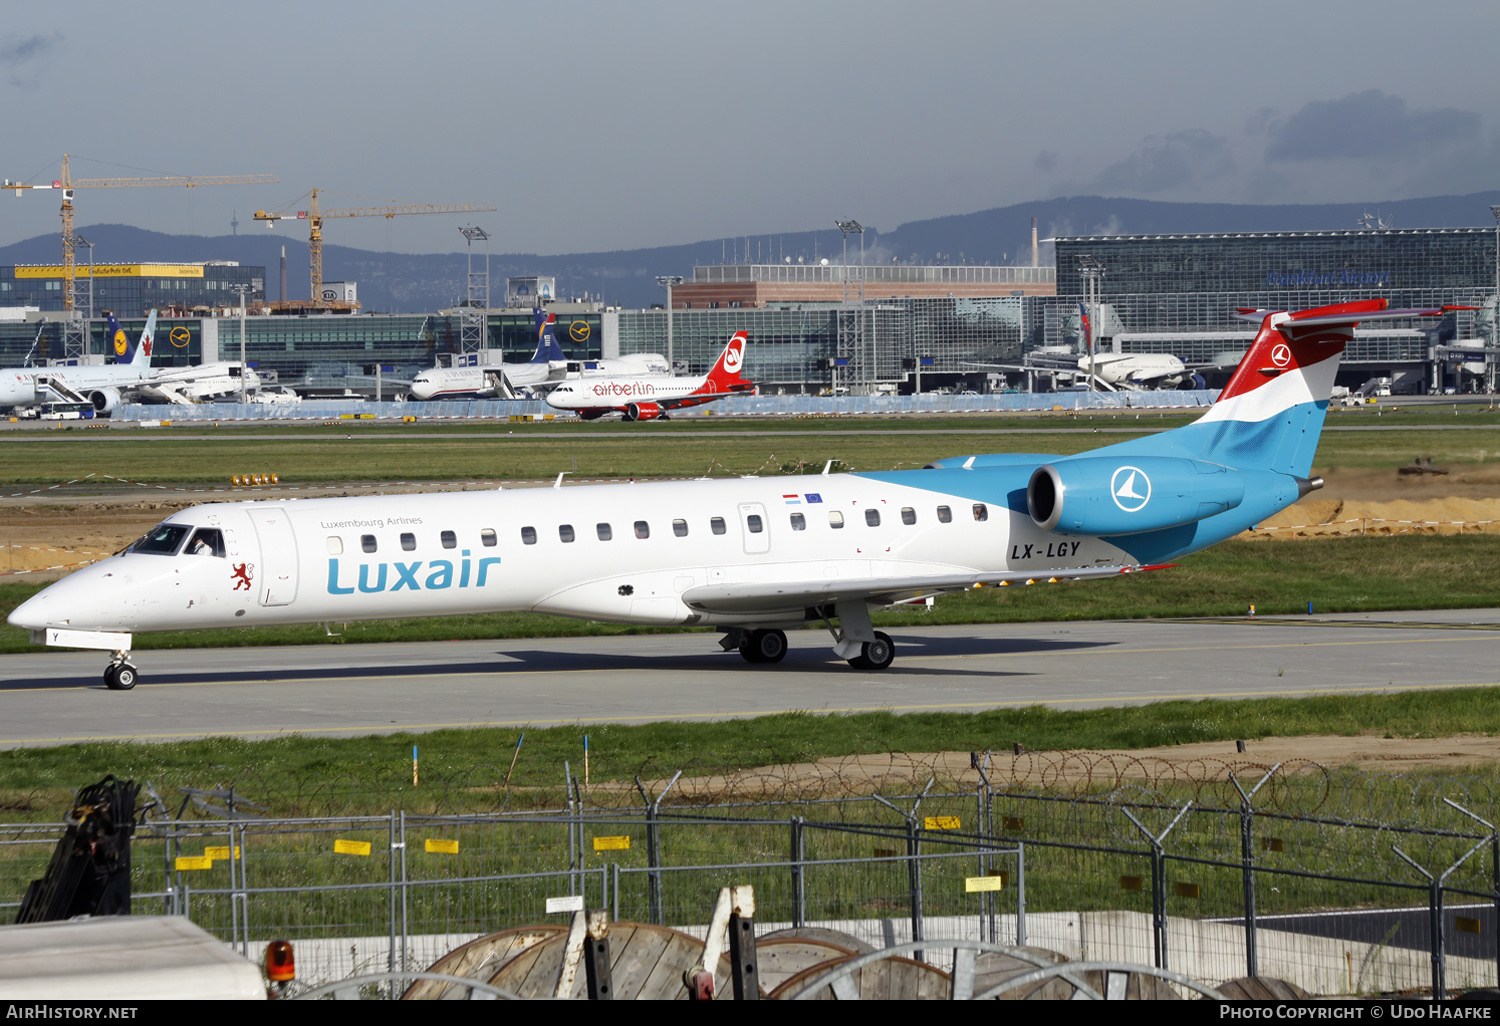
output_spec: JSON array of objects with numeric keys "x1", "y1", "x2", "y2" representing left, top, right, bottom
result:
[{"x1": 231, "y1": 563, "x2": 254, "y2": 591}]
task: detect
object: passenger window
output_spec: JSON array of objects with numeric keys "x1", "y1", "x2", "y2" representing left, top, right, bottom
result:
[
  {"x1": 597, "y1": 523, "x2": 612, "y2": 541},
  {"x1": 326, "y1": 536, "x2": 343, "y2": 555},
  {"x1": 521, "y1": 526, "x2": 537, "y2": 545},
  {"x1": 973, "y1": 503, "x2": 988, "y2": 522},
  {"x1": 937, "y1": 506, "x2": 952, "y2": 523},
  {"x1": 901, "y1": 507, "x2": 916, "y2": 526},
  {"x1": 634, "y1": 521, "x2": 650, "y2": 539},
  {"x1": 362, "y1": 534, "x2": 377, "y2": 553},
  {"x1": 865, "y1": 509, "x2": 881, "y2": 527},
  {"x1": 711, "y1": 517, "x2": 727, "y2": 535},
  {"x1": 401, "y1": 532, "x2": 416, "y2": 551},
  {"x1": 559, "y1": 524, "x2": 575, "y2": 543},
  {"x1": 790, "y1": 513, "x2": 806, "y2": 531},
  {"x1": 746, "y1": 514, "x2": 763, "y2": 534},
  {"x1": 441, "y1": 530, "x2": 457, "y2": 549},
  {"x1": 829, "y1": 511, "x2": 844, "y2": 529},
  {"x1": 481, "y1": 529, "x2": 497, "y2": 547},
  {"x1": 673, "y1": 519, "x2": 688, "y2": 537},
  {"x1": 186, "y1": 528, "x2": 225, "y2": 558}
]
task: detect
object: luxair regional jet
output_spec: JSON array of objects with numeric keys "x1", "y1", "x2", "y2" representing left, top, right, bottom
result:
[{"x1": 9, "y1": 300, "x2": 1449, "y2": 690}]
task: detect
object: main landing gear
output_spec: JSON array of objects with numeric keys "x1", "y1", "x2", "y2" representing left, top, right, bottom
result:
[
  {"x1": 846, "y1": 631, "x2": 894, "y2": 671},
  {"x1": 103, "y1": 651, "x2": 139, "y2": 691},
  {"x1": 720, "y1": 599, "x2": 899, "y2": 670},
  {"x1": 738, "y1": 628, "x2": 788, "y2": 664}
]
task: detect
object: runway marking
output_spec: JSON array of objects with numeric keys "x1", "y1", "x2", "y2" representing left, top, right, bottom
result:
[{"x1": 2, "y1": 680, "x2": 1498, "y2": 746}]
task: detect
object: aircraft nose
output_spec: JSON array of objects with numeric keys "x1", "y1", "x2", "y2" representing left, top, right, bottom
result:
[{"x1": 7, "y1": 590, "x2": 51, "y2": 631}]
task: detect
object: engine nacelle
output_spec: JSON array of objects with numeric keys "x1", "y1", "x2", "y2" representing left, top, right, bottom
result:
[
  {"x1": 1028, "y1": 456, "x2": 1245, "y2": 537},
  {"x1": 623, "y1": 402, "x2": 664, "y2": 422},
  {"x1": 89, "y1": 387, "x2": 122, "y2": 413}
]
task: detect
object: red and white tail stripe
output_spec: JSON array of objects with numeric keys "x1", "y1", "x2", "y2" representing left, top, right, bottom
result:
[{"x1": 1201, "y1": 300, "x2": 1447, "y2": 424}]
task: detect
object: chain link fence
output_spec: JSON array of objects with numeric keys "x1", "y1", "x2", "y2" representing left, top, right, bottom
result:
[{"x1": 2, "y1": 753, "x2": 1495, "y2": 997}]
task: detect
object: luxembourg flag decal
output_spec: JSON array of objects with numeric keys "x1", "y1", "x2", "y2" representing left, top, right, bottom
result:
[{"x1": 783, "y1": 494, "x2": 801, "y2": 505}]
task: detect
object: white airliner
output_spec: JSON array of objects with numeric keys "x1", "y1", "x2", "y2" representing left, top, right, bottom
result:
[
  {"x1": 9, "y1": 300, "x2": 1450, "y2": 689},
  {"x1": 0, "y1": 312, "x2": 156, "y2": 412},
  {"x1": 545, "y1": 331, "x2": 754, "y2": 420},
  {"x1": 408, "y1": 310, "x2": 669, "y2": 401}
]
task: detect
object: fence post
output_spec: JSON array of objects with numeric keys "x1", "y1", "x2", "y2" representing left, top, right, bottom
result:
[
  {"x1": 399, "y1": 811, "x2": 410, "y2": 973},
  {"x1": 790, "y1": 817, "x2": 804, "y2": 929},
  {"x1": 1229, "y1": 763, "x2": 1282, "y2": 979},
  {"x1": 971, "y1": 751, "x2": 992, "y2": 942},
  {"x1": 565, "y1": 761, "x2": 577, "y2": 898},
  {"x1": 907, "y1": 818, "x2": 924, "y2": 953},
  {"x1": 230, "y1": 822, "x2": 247, "y2": 958},
  {"x1": 634, "y1": 771, "x2": 681, "y2": 927},
  {"x1": 873, "y1": 778, "x2": 935, "y2": 960},
  {"x1": 1016, "y1": 841, "x2": 1026, "y2": 948},
  {"x1": 1393, "y1": 837, "x2": 1487, "y2": 1001},
  {"x1": 1443, "y1": 798, "x2": 1500, "y2": 989},
  {"x1": 387, "y1": 810, "x2": 398, "y2": 977},
  {"x1": 1121, "y1": 800, "x2": 1193, "y2": 972}
]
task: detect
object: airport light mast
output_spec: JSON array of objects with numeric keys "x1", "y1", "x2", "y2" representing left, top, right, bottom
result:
[
  {"x1": 1077, "y1": 254, "x2": 1105, "y2": 392},
  {"x1": 655, "y1": 275, "x2": 683, "y2": 367},
  {"x1": 1490, "y1": 205, "x2": 1500, "y2": 395},
  {"x1": 835, "y1": 219, "x2": 866, "y2": 395},
  {"x1": 3, "y1": 155, "x2": 277, "y2": 357},
  {"x1": 458, "y1": 226, "x2": 491, "y2": 355},
  {"x1": 255, "y1": 190, "x2": 496, "y2": 310}
]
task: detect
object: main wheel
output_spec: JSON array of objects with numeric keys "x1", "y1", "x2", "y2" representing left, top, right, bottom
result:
[
  {"x1": 103, "y1": 664, "x2": 138, "y2": 691},
  {"x1": 847, "y1": 631, "x2": 894, "y2": 671},
  {"x1": 746, "y1": 629, "x2": 787, "y2": 664}
]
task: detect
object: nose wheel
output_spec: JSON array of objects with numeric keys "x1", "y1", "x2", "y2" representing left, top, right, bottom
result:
[{"x1": 103, "y1": 657, "x2": 139, "y2": 691}]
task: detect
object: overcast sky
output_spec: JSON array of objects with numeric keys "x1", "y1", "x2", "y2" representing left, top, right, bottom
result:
[{"x1": 2, "y1": 0, "x2": 1498, "y2": 256}]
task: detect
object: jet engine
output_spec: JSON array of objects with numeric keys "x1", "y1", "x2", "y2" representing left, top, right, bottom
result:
[
  {"x1": 1027, "y1": 456, "x2": 1246, "y2": 537},
  {"x1": 89, "y1": 388, "x2": 122, "y2": 413},
  {"x1": 622, "y1": 402, "x2": 664, "y2": 422}
]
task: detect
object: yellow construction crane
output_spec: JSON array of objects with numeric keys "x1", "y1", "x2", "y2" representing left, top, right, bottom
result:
[
  {"x1": 254, "y1": 189, "x2": 497, "y2": 309},
  {"x1": 4, "y1": 154, "x2": 278, "y2": 315}
]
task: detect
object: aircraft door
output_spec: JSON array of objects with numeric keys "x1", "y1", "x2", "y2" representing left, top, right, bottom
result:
[
  {"x1": 247, "y1": 508, "x2": 299, "y2": 606},
  {"x1": 738, "y1": 502, "x2": 770, "y2": 555}
]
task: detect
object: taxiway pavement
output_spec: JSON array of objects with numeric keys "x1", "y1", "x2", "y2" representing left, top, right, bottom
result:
[{"x1": 0, "y1": 609, "x2": 1496, "y2": 748}]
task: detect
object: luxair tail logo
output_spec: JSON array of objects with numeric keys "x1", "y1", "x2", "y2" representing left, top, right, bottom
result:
[
  {"x1": 112, "y1": 328, "x2": 129, "y2": 357},
  {"x1": 722, "y1": 337, "x2": 744, "y2": 375}
]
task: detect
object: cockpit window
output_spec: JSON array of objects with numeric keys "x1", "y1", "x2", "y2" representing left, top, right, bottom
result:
[
  {"x1": 186, "y1": 528, "x2": 226, "y2": 558},
  {"x1": 129, "y1": 523, "x2": 190, "y2": 555}
]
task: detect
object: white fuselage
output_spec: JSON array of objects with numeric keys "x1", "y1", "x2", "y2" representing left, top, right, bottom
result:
[
  {"x1": 0, "y1": 363, "x2": 154, "y2": 407},
  {"x1": 545, "y1": 374, "x2": 707, "y2": 412},
  {"x1": 1084, "y1": 353, "x2": 1187, "y2": 386},
  {"x1": 14, "y1": 473, "x2": 1127, "y2": 636}
]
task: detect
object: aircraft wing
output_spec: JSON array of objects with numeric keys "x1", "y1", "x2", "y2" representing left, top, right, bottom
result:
[
  {"x1": 680, "y1": 563, "x2": 1169, "y2": 616},
  {"x1": 657, "y1": 387, "x2": 754, "y2": 410}
]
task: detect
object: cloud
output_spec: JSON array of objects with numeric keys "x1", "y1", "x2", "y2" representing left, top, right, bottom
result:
[
  {"x1": 1090, "y1": 129, "x2": 1236, "y2": 195},
  {"x1": 1266, "y1": 90, "x2": 1479, "y2": 161},
  {"x1": 1033, "y1": 150, "x2": 1058, "y2": 174},
  {"x1": 0, "y1": 32, "x2": 61, "y2": 65}
]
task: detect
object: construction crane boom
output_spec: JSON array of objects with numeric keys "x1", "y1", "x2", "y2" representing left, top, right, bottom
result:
[
  {"x1": 3, "y1": 154, "x2": 278, "y2": 327},
  {"x1": 253, "y1": 188, "x2": 496, "y2": 308}
]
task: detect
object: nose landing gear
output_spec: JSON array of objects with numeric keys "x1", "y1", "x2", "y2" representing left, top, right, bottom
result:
[{"x1": 103, "y1": 652, "x2": 139, "y2": 691}]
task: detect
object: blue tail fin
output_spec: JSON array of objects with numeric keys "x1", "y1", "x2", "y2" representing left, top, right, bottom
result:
[{"x1": 530, "y1": 309, "x2": 566, "y2": 363}]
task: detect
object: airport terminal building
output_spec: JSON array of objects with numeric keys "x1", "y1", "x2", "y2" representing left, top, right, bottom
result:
[{"x1": 1, "y1": 226, "x2": 1494, "y2": 397}]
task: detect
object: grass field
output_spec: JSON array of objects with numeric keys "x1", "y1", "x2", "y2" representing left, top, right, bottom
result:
[{"x1": 0, "y1": 407, "x2": 1497, "y2": 484}]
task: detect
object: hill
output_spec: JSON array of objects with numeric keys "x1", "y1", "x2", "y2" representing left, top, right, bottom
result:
[{"x1": 2, "y1": 192, "x2": 1496, "y2": 312}]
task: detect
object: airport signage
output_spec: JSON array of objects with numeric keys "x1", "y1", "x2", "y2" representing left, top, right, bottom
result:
[
  {"x1": 14, "y1": 264, "x2": 207, "y2": 279},
  {"x1": 1265, "y1": 269, "x2": 1390, "y2": 287}
]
